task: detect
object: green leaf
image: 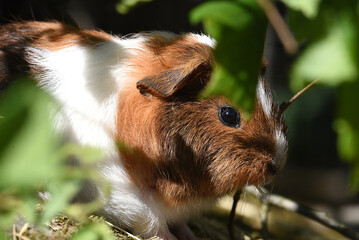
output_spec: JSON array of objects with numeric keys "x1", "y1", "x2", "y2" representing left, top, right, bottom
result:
[
  {"x1": 348, "y1": 165, "x2": 359, "y2": 190},
  {"x1": 0, "y1": 80, "x2": 60, "y2": 191},
  {"x1": 335, "y1": 119, "x2": 359, "y2": 162},
  {"x1": 0, "y1": 79, "x2": 107, "y2": 229},
  {"x1": 61, "y1": 144, "x2": 103, "y2": 164},
  {"x1": 286, "y1": 0, "x2": 359, "y2": 190},
  {"x1": 0, "y1": 80, "x2": 65, "y2": 229},
  {"x1": 41, "y1": 180, "x2": 81, "y2": 222},
  {"x1": 0, "y1": 191, "x2": 22, "y2": 229},
  {"x1": 116, "y1": 0, "x2": 153, "y2": 14},
  {"x1": 290, "y1": 13, "x2": 358, "y2": 91},
  {"x1": 335, "y1": 81, "x2": 359, "y2": 164},
  {"x1": 280, "y1": 0, "x2": 322, "y2": 18},
  {"x1": 190, "y1": 1, "x2": 254, "y2": 31},
  {"x1": 333, "y1": 68, "x2": 359, "y2": 190},
  {"x1": 72, "y1": 222, "x2": 115, "y2": 240},
  {"x1": 190, "y1": 0, "x2": 267, "y2": 114}
]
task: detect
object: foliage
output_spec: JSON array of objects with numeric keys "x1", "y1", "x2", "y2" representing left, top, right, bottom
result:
[
  {"x1": 0, "y1": 79, "x2": 114, "y2": 239},
  {"x1": 190, "y1": 0, "x2": 267, "y2": 115},
  {"x1": 282, "y1": 0, "x2": 359, "y2": 188},
  {"x1": 115, "y1": 0, "x2": 153, "y2": 14},
  {"x1": 192, "y1": 0, "x2": 359, "y2": 189},
  {"x1": 280, "y1": 0, "x2": 321, "y2": 19}
]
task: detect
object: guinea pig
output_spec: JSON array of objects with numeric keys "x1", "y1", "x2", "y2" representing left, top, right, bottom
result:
[{"x1": 0, "y1": 21, "x2": 288, "y2": 240}]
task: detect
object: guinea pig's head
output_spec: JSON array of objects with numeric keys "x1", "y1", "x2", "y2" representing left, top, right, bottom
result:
[{"x1": 116, "y1": 33, "x2": 288, "y2": 206}]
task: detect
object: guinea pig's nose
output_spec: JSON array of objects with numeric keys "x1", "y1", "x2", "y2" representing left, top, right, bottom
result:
[{"x1": 267, "y1": 160, "x2": 279, "y2": 175}]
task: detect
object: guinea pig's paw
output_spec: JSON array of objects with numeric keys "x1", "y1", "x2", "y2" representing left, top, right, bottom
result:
[{"x1": 168, "y1": 223, "x2": 197, "y2": 240}]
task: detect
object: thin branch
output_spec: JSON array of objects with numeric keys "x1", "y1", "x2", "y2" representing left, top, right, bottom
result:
[
  {"x1": 245, "y1": 187, "x2": 359, "y2": 240},
  {"x1": 228, "y1": 190, "x2": 243, "y2": 240},
  {"x1": 12, "y1": 225, "x2": 16, "y2": 240},
  {"x1": 18, "y1": 223, "x2": 29, "y2": 236},
  {"x1": 280, "y1": 78, "x2": 320, "y2": 114},
  {"x1": 12, "y1": 223, "x2": 31, "y2": 240},
  {"x1": 256, "y1": 0, "x2": 298, "y2": 55},
  {"x1": 104, "y1": 220, "x2": 145, "y2": 240},
  {"x1": 260, "y1": 195, "x2": 270, "y2": 240}
]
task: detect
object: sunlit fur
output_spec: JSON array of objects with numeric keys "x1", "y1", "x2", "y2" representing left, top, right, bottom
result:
[
  {"x1": 256, "y1": 78, "x2": 288, "y2": 171},
  {"x1": 0, "y1": 21, "x2": 288, "y2": 240}
]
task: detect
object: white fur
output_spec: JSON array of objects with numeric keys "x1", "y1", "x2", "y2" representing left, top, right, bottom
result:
[
  {"x1": 191, "y1": 33, "x2": 216, "y2": 48},
  {"x1": 256, "y1": 78, "x2": 272, "y2": 118},
  {"x1": 274, "y1": 128, "x2": 288, "y2": 169},
  {"x1": 27, "y1": 44, "x2": 120, "y2": 150},
  {"x1": 101, "y1": 159, "x2": 216, "y2": 237},
  {"x1": 26, "y1": 33, "x2": 215, "y2": 239},
  {"x1": 256, "y1": 79, "x2": 287, "y2": 169}
]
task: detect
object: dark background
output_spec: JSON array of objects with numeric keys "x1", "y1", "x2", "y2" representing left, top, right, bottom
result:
[{"x1": 1, "y1": 0, "x2": 356, "y2": 228}]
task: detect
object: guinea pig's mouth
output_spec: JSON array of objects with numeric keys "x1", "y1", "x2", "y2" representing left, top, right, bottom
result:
[
  {"x1": 267, "y1": 161, "x2": 280, "y2": 176},
  {"x1": 260, "y1": 158, "x2": 285, "y2": 186}
]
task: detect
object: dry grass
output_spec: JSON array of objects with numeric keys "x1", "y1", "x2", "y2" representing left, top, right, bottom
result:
[
  {"x1": 11, "y1": 215, "x2": 161, "y2": 240},
  {"x1": 12, "y1": 215, "x2": 78, "y2": 240},
  {"x1": 10, "y1": 192, "x2": 354, "y2": 240}
]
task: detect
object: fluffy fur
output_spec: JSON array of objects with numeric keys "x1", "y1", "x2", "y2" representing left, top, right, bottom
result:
[{"x1": 0, "y1": 21, "x2": 288, "y2": 240}]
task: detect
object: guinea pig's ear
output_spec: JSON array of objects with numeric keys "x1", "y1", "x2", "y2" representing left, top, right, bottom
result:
[{"x1": 136, "y1": 61, "x2": 211, "y2": 98}]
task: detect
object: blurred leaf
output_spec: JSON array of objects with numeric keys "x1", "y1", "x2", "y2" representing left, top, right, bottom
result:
[
  {"x1": 116, "y1": 0, "x2": 153, "y2": 14},
  {"x1": 348, "y1": 165, "x2": 359, "y2": 191},
  {"x1": 41, "y1": 180, "x2": 81, "y2": 222},
  {"x1": 290, "y1": 13, "x2": 358, "y2": 91},
  {"x1": 334, "y1": 81, "x2": 359, "y2": 188},
  {"x1": 72, "y1": 222, "x2": 115, "y2": 240},
  {"x1": 287, "y1": 0, "x2": 359, "y2": 189},
  {"x1": 286, "y1": 0, "x2": 358, "y2": 42},
  {"x1": 280, "y1": 0, "x2": 322, "y2": 18},
  {"x1": 41, "y1": 145, "x2": 104, "y2": 222},
  {"x1": 335, "y1": 119, "x2": 359, "y2": 162},
  {"x1": 0, "y1": 231, "x2": 6, "y2": 240},
  {"x1": 0, "y1": 80, "x2": 60, "y2": 191},
  {"x1": 61, "y1": 144, "x2": 103, "y2": 164},
  {"x1": 0, "y1": 80, "x2": 65, "y2": 228},
  {"x1": 190, "y1": 0, "x2": 267, "y2": 114},
  {"x1": 190, "y1": 1, "x2": 253, "y2": 30},
  {"x1": 0, "y1": 80, "x2": 104, "y2": 231},
  {"x1": 0, "y1": 191, "x2": 22, "y2": 228},
  {"x1": 66, "y1": 200, "x2": 104, "y2": 223}
]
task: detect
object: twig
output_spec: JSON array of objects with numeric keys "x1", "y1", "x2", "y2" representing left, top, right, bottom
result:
[
  {"x1": 256, "y1": 0, "x2": 298, "y2": 55},
  {"x1": 245, "y1": 187, "x2": 359, "y2": 240},
  {"x1": 228, "y1": 190, "x2": 243, "y2": 240},
  {"x1": 258, "y1": 188, "x2": 270, "y2": 240},
  {"x1": 12, "y1": 225, "x2": 16, "y2": 240},
  {"x1": 12, "y1": 223, "x2": 31, "y2": 240},
  {"x1": 18, "y1": 223, "x2": 29, "y2": 236},
  {"x1": 280, "y1": 78, "x2": 320, "y2": 114},
  {"x1": 104, "y1": 220, "x2": 145, "y2": 240}
]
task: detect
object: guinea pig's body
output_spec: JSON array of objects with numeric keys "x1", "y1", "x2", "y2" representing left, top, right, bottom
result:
[{"x1": 0, "y1": 21, "x2": 288, "y2": 240}]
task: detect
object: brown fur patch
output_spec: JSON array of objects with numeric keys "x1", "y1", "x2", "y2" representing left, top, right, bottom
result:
[
  {"x1": 0, "y1": 21, "x2": 111, "y2": 89},
  {"x1": 0, "y1": 21, "x2": 111, "y2": 50},
  {"x1": 131, "y1": 33, "x2": 213, "y2": 98},
  {"x1": 153, "y1": 98, "x2": 279, "y2": 200}
]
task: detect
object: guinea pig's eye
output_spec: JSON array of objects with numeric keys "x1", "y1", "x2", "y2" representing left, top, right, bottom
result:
[{"x1": 218, "y1": 105, "x2": 241, "y2": 128}]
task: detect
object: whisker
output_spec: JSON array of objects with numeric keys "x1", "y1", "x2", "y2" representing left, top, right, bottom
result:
[
  {"x1": 256, "y1": 186, "x2": 266, "y2": 196},
  {"x1": 239, "y1": 189, "x2": 247, "y2": 215}
]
